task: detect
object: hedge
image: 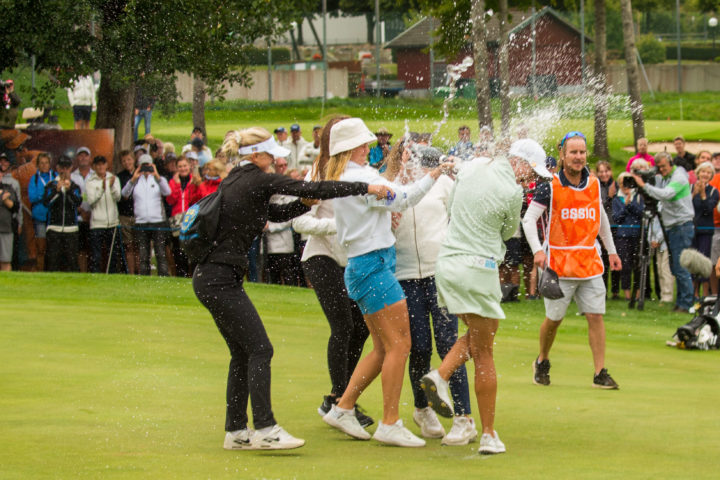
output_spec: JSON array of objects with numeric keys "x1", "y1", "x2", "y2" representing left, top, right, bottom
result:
[
  {"x1": 245, "y1": 46, "x2": 292, "y2": 65},
  {"x1": 665, "y1": 45, "x2": 719, "y2": 61}
]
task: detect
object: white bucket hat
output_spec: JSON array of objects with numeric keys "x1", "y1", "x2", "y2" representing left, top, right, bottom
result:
[
  {"x1": 509, "y1": 139, "x2": 552, "y2": 179},
  {"x1": 329, "y1": 118, "x2": 377, "y2": 157}
]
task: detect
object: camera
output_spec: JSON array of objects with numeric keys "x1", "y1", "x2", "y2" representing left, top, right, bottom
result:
[
  {"x1": 140, "y1": 164, "x2": 154, "y2": 173},
  {"x1": 623, "y1": 167, "x2": 657, "y2": 189}
]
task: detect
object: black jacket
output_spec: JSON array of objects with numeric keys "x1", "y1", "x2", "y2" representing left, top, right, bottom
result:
[
  {"x1": 43, "y1": 180, "x2": 82, "y2": 228},
  {"x1": 205, "y1": 163, "x2": 368, "y2": 269}
]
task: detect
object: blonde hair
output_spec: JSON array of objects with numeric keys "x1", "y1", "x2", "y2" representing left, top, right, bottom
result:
[
  {"x1": 630, "y1": 159, "x2": 651, "y2": 172},
  {"x1": 205, "y1": 159, "x2": 228, "y2": 179},
  {"x1": 695, "y1": 161, "x2": 714, "y2": 177},
  {"x1": 325, "y1": 150, "x2": 353, "y2": 181},
  {"x1": 163, "y1": 142, "x2": 175, "y2": 154},
  {"x1": 381, "y1": 141, "x2": 406, "y2": 181},
  {"x1": 311, "y1": 115, "x2": 350, "y2": 181},
  {"x1": 221, "y1": 127, "x2": 272, "y2": 165}
]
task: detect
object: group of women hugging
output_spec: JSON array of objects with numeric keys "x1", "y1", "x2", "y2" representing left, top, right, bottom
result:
[{"x1": 192, "y1": 115, "x2": 549, "y2": 454}]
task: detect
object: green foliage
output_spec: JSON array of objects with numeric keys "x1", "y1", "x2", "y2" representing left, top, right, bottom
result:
[
  {"x1": 637, "y1": 34, "x2": 667, "y2": 64},
  {"x1": 666, "y1": 44, "x2": 720, "y2": 60},
  {"x1": 244, "y1": 47, "x2": 292, "y2": 65}
]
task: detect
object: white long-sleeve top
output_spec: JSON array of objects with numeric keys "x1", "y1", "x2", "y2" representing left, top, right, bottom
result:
[
  {"x1": 394, "y1": 174, "x2": 454, "y2": 280},
  {"x1": 86, "y1": 171, "x2": 121, "y2": 229},
  {"x1": 265, "y1": 194, "x2": 296, "y2": 254},
  {"x1": 121, "y1": 174, "x2": 171, "y2": 223},
  {"x1": 333, "y1": 161, "x2": 436, "y2": 258},
  {"x1": 66, "y1": 76, "x2": 96, "y2": 107},
  {"x1": 293, "y1": 198, "x2": 346, "y2": 265}
]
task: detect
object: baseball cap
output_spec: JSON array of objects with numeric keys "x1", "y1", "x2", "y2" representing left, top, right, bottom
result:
[
  {"x1": 133, "y1": 145, "x2": 147, "y2": 154},
  {"x1": 509, "y1": 139, "x2": 552, "y2": 179},
  {"x1": 274, "y1": 127, "x2": 286, "y2": 134},
  {"x1": 77, "y1": 146, "x2": 91, "y2": 156},
  {"x1": 290, "y1": 124, "x2": 301, "y2": 132},
  {"x1": 138, "y1": 154, "x2": 154, "y2": 165}
]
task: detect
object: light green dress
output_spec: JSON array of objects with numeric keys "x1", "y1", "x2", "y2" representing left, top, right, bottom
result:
[{"x1": 435, "y1": 157, "x2": 523, "y2": 319}]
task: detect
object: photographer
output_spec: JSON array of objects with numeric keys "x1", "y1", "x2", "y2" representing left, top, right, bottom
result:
[
  {"x1": 0, "y1": 171, "x2": 19, "y2": 271},
  {"x1": 631, "y1": 152, "x2": 695, "y2": 313},
  {"x1": 1, "y1": 79, "x2": 21, "y2": 130}
]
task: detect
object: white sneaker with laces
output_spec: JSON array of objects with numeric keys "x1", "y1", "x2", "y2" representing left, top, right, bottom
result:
[
  {"x1": 442, "y1": 416, "x2": 478, "y2": 446},
  {"x1": 322, "y1": 404, "x2": 371, "y2": 440},
  {"x1": 478, "y1": 430, "x2": 506, "y2": 454},
  {"x1": 223, "y1": 428, "x2": 255, "y2": 450},
  {"x1": 420, "y1": 369, "x2": 454, "y2": 417},
  {"x1": 372, "y1": 419, "x2": 426, "y2": 447},
  {"x1": 413, "y1": 407, "x2": 445, "y2": 438},
  {"x1": 251, "y1": 424, "x2": 305, "y2": 450}
]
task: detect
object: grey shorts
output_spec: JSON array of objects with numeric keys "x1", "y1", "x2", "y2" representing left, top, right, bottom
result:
[
  {"x1": 34, "y1": 221, "x2": 47, "y2": 239},
  {"x1": 544, "y1": 275, "x2": 606, "y2": 321},
  {"x1": 711, "y1": 231, "x2": 720, "y2": 264},
  {"x1": 0, "y1": 233, "x2": 13, "y2": 263}
]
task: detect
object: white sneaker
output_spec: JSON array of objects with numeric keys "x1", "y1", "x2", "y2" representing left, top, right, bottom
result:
[
  {"x1": 372, "y1": 419, "x2": 426, "y2": 447},
  {"x1": 413, "y1": 407, "x2": 445, "y2": 438},
  {"x1": 442, "y1": 416, "x2": 478, "y2": 446},
  {"x1": 420, "y1": 370, "x2": 454, "y2": 418},
  {"x1": 251, "y1": 424, "x2": 305, "y2": 450},
  {"x1": 223, "y1": 428, "x2": 255, "y2": 450},
  {"x1": 478, "y1": 430, "x2": 506, "y2": 454},
  {"x1": 323, "y1": 404, "x2": 371, "y2": 440}
]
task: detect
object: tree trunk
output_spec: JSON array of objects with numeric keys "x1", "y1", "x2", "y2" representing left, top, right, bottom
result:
[
  {"x1": 471, "y1": 0, "x2": 493, "y2": 132},
  {"x1": 192, "y1": 77, "x2": 206, "y2": 135},
  {"x1": 365, "y1": 12, "x2": 375, "y2": 45},
  {"x1": 498, "y1": 0, "x2": 511, "y2": 135},
  {"x1": 592, "y1": 0, "x2": 610, "y2": 159},
  {"x1": 297, "y1": 17, "x2": 304, "y2": 46},
  {"x1": 619, "y1": 0, "x2": 645, "y2": 143},
  {"x1": 95, "y1": 73, "x2": 135, "y2": 160}
]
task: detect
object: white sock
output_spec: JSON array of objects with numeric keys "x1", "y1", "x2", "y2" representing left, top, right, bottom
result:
[
  {"x1": 257, "y1": 425, "x2": 274, "y2": 435},
  {"x1": 335, "y1": 405, "x2": 354, "y2": 415}
]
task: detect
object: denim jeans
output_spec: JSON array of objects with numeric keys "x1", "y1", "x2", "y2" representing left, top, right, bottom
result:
[
  {"x1": 133, "y1": 109, "x2": 152, "y2": 141},
  {"x1": 400, "y1": 277, "x2": 472, "y2": 415},
  {"x1": 666, "y1": 221, "x2": 694, "y2": 309}
]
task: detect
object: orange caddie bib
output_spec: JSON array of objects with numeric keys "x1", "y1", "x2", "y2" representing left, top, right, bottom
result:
[{"x1": 547, "y1": 174, "x2": 604, "y2": 279}]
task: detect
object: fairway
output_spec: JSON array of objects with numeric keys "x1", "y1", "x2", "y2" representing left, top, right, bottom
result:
[{"x1": 1, "y1": 272, "x2": 719, "y2": 479}]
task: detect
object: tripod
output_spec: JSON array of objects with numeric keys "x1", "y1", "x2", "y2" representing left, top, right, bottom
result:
[{"x1": 629, "y1": 199, "x2": 669, "y2": 311}]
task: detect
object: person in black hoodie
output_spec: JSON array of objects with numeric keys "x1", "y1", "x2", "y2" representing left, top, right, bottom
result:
[
  {"x1": 43, "y1": 155, "x2": 83, "y2": 272},
  {"x1": 196, "y1": 126, "x2": 393, "y2": 451}
]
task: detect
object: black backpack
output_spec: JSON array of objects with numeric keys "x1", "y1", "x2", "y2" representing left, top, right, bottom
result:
[{"x1": 179, "y1": 177, "x2": 237, "y2": 264}]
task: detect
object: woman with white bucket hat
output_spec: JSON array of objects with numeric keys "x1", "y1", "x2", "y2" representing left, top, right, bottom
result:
[{"x1": 320, "y1": 118, "x2": 455, "y2": 447}]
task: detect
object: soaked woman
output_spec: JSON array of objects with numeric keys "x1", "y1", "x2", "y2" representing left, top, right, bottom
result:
[{"x1": 193, "y1": 127, "x2": 392, "y2": 451}]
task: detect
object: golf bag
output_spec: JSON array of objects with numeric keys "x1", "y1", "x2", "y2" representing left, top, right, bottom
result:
[{"x1": 668, "y1": 296, "x2": 720, "y2": 350}]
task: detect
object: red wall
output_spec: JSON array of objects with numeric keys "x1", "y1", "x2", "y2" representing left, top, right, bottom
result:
[{"x1": 397, "y1": 16, "x2": 584, "y2": 89}]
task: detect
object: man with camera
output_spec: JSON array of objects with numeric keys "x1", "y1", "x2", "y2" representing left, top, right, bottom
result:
[
  {"x1": 631, "y1": 152, "x2": 695, "y2": 313},
  {"x1": 121, "y1": 154, "x2": 171, "y2": 276},
  {"x1": 522, "y1": 131, "x2": 622, "y2": 390}
]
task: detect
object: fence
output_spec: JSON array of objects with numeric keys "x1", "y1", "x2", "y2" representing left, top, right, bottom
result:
[{"x1": 606, "y1": 63, "x2": 720, "y2": 93}]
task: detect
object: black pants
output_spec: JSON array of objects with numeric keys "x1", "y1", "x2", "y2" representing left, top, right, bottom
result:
[
  {"x1": 89, "y1": 227, "x2": 123, "y2": 273},
  {"x1": 616, "y1": 236, "x2": 641, "y2": 291},
  {"x1": 267, "y1": 253, "x2": 297, "y2": 286},
  {"x1": 193, "y1": 262, "x2": 276, "y2": 431},
  {"x1": 46, "y1": 230, "x2": 79, "y2": 272},
  {"x1": 303, "y1": 255, "x2": 368, "y2": 398},
  {"x1": 170, "y1": 235, "x2": 191, "y2": 278},
  {"x1": 136, "y1": 222, "x2": 169, "y2": 276}
]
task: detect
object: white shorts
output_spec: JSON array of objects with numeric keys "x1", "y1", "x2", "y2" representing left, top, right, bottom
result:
[
  {"x1": 0, "y1": 233, "x2": 13, "y2": 263},
  {"x1": 544, "y1": 275, "x2": 606, "y2": 321},
  {"x1": 711, "y1": 231, "x2": 720, "y2": 264}
]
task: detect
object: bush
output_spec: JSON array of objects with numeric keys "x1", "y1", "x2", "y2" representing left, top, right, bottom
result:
[
  {"x1": 666, "y1": 45, "x2": 718, "y2": 61},
  {"x1": 244, "y1": 46, "x2": 291, "y2": 65},
  {"x1": 637, "y1": 35, "x2": 666, "y2": 64}
]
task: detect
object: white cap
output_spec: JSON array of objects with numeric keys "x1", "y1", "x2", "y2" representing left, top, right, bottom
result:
[
  {"x1": 238, "y1": 137, "x2": 290, "y2": 158},
  {"x1": 77, "y1": 146, "x2": 91, "y2": 156},
  {"x1": 509, "y1": 139, "x2": 552, "y2": 179},
  {"x1": 138, "y1": 154, "x2": 153, "y2": 165},
  {"x1": 329, "y1": 118, "x2": 377, "y2": 157}
]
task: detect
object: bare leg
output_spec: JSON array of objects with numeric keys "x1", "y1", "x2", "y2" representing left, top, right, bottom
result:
[
  {"x1": 438, "y1": 332, "x2": 470, "y2": 381},
  {"x1": 35, "y1": 238, "x2": 46, "y2": 271},
  {"x1": 586, "y1": 313, "x2": 606, "y2": 374},
  {"x1": 463, "y1": 314, "x2": 499, "y2": 435},
  {"x1": 538, "y1": 317, "x2": 562, "y2": 362},
  {"x1": 337, "y1": 300, "x2": 411, "y2": 425}
]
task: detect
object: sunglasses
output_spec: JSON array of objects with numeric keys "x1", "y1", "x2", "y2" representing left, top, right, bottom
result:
[{"x1": 559, "y1": 131, "x2": 586, "y2": 148}]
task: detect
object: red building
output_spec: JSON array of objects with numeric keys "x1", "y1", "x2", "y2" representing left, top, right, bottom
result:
[{"x1": 386, "y1": 7, "x2": 591, "y2": 94}]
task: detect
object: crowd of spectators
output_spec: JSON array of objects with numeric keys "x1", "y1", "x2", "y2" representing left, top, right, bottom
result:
[{"x1": 1, "y1": 120, "x2": 719, "y2": 312}]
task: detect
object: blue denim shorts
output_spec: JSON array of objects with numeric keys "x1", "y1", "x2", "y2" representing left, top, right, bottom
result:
[{"x1": 344, "y1": 246, "x2": 406, "y2": 315}]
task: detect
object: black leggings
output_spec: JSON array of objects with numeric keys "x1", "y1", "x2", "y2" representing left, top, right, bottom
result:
[
  {"x1": 303, "y1": 255, "x2": 368, "y2": 398},
  {"x1": 193, "y1": 262, "x2": 276, "y2": 431}
]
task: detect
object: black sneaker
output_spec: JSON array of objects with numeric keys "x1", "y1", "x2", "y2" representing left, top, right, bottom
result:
[
  {"x1": 317, "y1": 395, "x2": 337, "y2": 416},
  {"x1": 354, "y1": 404, "x2": 375, "y2": 428},
  {"x1": 593, "y1": 368, "x2": 619, "y2": 390},
  {"x1": 533, "y1": 357, "x2": 551, "y2": 386}
]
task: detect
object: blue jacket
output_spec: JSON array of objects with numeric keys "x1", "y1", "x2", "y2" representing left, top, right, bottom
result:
[
  {"x1": 612, "y1": 192, "x2": 644, "y2": 238},
  {"x1": 28, "y1": 170, "x2": 58, "y2": 222}
]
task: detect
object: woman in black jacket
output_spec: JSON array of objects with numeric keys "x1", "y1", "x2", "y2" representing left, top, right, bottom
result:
[{"x1": 193, "y1": 126, "x2": 392, "y2": 451}]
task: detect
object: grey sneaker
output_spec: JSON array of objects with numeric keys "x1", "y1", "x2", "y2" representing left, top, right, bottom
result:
[
  {"x1": 592, "y1": 368, "x2": 619, "y2": 390},
  {"x1": 323, "y1": 404, "x2": 371, "y2": 440},
  {"x1": 478, "y1": 431, "x2": 506, "y2": 455},
  {"x1": 442, "y1": 416, "x2": 478, "y2": 446},
  {"x1": 420, "y1": 370, "x2": 454, "y2": 418},
  {"x1": 413, "y1": 407, "x2": 445, "y2": 439},
  {"x1": 533, "y1": 357, "x2": 551, "y2": 386}
]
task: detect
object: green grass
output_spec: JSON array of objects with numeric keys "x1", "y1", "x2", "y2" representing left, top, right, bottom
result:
[{"x1": 1, "y1": 272, "x2": 719, "y2": 479}]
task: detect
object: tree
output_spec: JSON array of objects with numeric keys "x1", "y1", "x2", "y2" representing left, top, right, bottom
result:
[
  {"x1": 471, "y1": 0, "x2": 493, "y2": 131},
  {"x1": 337, "y1": 0, "x2": 411, "y2": 44},
  {"x1": 498, "y1": 0, "x2": 511, "y2": 134},
  {"x1": 0, "y1": 0, "x2": 313, "y2": 152},
  {"x1": 592, "y1": 0, "x2": 610, "y2": 159},
  {"x1": 619, "y1": 0, "x2": 646, "y2": 145}
]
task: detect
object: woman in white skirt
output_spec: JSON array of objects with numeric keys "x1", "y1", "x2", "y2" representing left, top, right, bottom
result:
[
  {"x1": 321, "y1": 118, "x2": 454, "y2": 447},
  {"x1": 421, "y1": 139, "x2": 552, "y2": 454}
]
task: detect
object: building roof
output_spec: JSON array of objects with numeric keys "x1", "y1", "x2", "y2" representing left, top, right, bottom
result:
[{"x1": 385, "y1": 7, "x2": 590, "y2": 49}]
